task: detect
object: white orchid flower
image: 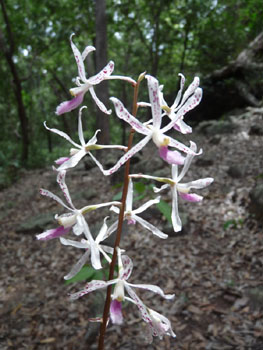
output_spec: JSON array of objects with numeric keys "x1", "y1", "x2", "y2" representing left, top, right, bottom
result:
[
  {"x1": 89, "y1": 75, "x2": 201, "y2": 176},
  {"x1": 45, "y1": 106, "x2": 127, "y2": 172},
  {"x1": 108, "y1": 178, "x2": 167, "y2": 239},
  {"x1": 70, "y1": 248, "x2": 174, "y2": 338},
  {"x1": 60, "y1": 217, "x2": 117, "y2": 275},
  {"x1": 138, "y1": 73, "x2": 201, "y2": 135},
  {"x1": 36, "y1": 171, "x2": 121, "y2": 269},
  {"x1": 56, "y1": 34, "x2": 136, "y2": 115},
  {"x1": 130, "y1": 142, "x2": 214, "y2": 232}
]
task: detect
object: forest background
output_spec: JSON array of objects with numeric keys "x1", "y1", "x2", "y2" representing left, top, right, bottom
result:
[{"x1": 0, "y1": 0, "x2": 262, "y2": 187}]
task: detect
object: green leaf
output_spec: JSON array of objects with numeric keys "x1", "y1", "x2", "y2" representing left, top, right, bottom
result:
[
  {"x1": 65, "y1": 265, "x2": 97, "y2": 285},
  {"x1": 113, "y1": 191, "x2": 122, "y2": 201},
  {"x1": 134, "y1": 181, "x2": 146, "y2": 194},
  {"x1": 156, "y1": 200, "x2": 172, "y2": 223}
]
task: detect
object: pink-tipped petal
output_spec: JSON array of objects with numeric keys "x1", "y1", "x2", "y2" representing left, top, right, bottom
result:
[
  {"x1": 179, "y1": 192, "x2": 203, "y2": 202},
  {"x1": 55, "y1": 157, "x2": 70, "y2": 165},
  {"x1": 159, "y1": 146, "x2": 185, "y2": 165},
  {"x1": 56, "y1": 93, "x2": 85, "y2": 115},
  {"x1": 36, "y1": 226, "x2": 71, "y2": 241},
  {"x1": 110, "y1": 300, "x2": 123, "y2": 325},
  {"x1": 127, "y1": 218, "x2": 136, "y2": 225}
]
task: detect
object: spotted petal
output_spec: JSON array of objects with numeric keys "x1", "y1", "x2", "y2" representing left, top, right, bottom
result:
[{"x1": 69, "y1": 279, "x2": 118, "y2": 300}]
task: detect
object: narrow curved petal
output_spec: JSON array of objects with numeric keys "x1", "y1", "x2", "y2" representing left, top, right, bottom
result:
[
  {"x1": 96, "y1": 217, "x2": 109, "y2": 243},
  {"x1": 57, "y1": 170, "x2": 76, "y2": 209},
  {"x1": 102, "y1": 135, "x2": 152, "y2": 176},
  {"x1": 182, "y1": 177, "x2": 214, "y2": 190},
  {"x1": 173, "y1": 118, "x2": 192, "y2": 134},
  {"x1": 87, "y1": 61, "x2": 114, "y2": 85},
  {"x1": 82, "y1": 45, "x2": 96, "y2": 61},
  {"x1": 56, "y1": 92, "x2": 85, "y2": 115},
  {"x1": 132, "y1": 197, "x2": 160, "y2": 215},
  {"x1": 146, "y1": 75, "x2": 162, "y2": 129},
  {"x1": 119, "y1": 255, "x2": 133, "y2": 281},
  {"x1": 106, "y1": 75, "x2": 136, "y2": 85},
  {"x1": 148, "y1": 309, "x2": 176, "y2": 338},
  {"x1": 159, "y1": 146, "x2": 185, "y2": 165},
  {"x1": 126, "y1": 179, "x2": 134, "y2": 212},
  {"x1": 56, "y1": 149, "x2": 86, "y2": 171},
  {"x1": 78, "y1": 106, "x2": 87, "y2": 147},
  {"x1": 36, "y1": 226, "x2": 71, "y2": 241},
  {"x1": 59, "y1": 237, "x2": 88, "y2": 249},
  {"x1": 79, "y1": 216, "x2": 101, "y2": 270},
  {"x1": 89, "y1": 87, "x2": 111, "y2": 115},
  {"x1": 124, "y1": 284, "x2": 157, "y2": 336},
  {"x1": 44, "y1": 122, "x2": 80, "y2": 149},
  {"x1": 87, "y1": 129, "x2": 100, "y2": 145},
  {"x1": 39, "y1": 188, "x2": 73, "y2": 211},
  {"x1": 70, "y1": 34, "x2": 86, "y2": 81},
  {"x1": 110, "y1": 300, "x2": 123, "y2": 325},
  {"x1": 179, "y1": 192, "x2": 203, "y2": 202},
  {"x1": 177, "y1": 141, "x2": 196, "y2": 182},
  {"x1": 174, "y1": 87, "x2": 203, "y2": 122},
  {"x1": 172, "y1": 73, "x2": 185, "y2": 109},
  {"x1": 175, "y1": 76, "x2": 199, "y2": 112},
  {"x1": 133, "y1": 215, "x2": 168, "y2": 239},
  {"x1": 69, "y1": 278, "x2": 118, "y2": 300},
  {"x1": 106, "y1": 220, "x2": 118, "y2": 238},
  {"x1": 168, "y1": 137, "x2": 200, "y2": 156},
  {"x1": 126, "y1": 282, "x2": 174, "y2": 300},
  {"x1": 153, "y1": 184, "x2": 170, "y2": 193},
  {"x1": 171, "y1": 186, "x2": 182, "y2": 232},
  {"x1": 110, "y1": 97, "x2": 149, "y2": 135},
  {"x1": 64, "y1": 250, "x2": 90, "y2": 280}
]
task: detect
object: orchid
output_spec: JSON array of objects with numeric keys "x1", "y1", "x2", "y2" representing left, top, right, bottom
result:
[
  {"x1": 45, "y1": 106, "x2": 127, "y2": 172},
  {"x1": 70, "y1": 248, "x2": 174, "y2": 341},
  {"x1": 56, "y1": 34, "x2": 136, "y2": 115},
  {"x1": 36, "y1": 171, "x2": 121, "y2": 269},
  {"x1": 138, "y1": 73, "x2": 201, "y2": 135},
  {"x1": 108, "y1": 179, "x2": 168, "y2": 239},
  {"x1": 60, "y1": 217, "x2": 116, "y2": 277},
  {"x1": 89, "y1": 74, "x2": 202, "y2": 176},
  {"x1": 130, "y1": 141, "x2": 214, "y2": 232}
]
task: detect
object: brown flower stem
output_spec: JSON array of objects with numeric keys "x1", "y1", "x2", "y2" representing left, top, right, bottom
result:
[{"x1": 97, "y1": 75, "x2": 143, "y2": 350}]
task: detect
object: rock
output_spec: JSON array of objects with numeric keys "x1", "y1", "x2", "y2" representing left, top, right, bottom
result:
[
  {"x1": 195, "y1": 154, "x2": 214, "y2": 167},
  {"x1": 196, "y1": 119, "x2": 237, "y2": 136},
  {"x1": 227, "y1": 165, "x2": 246, "y2": 178},
  {"x1": 249, "y1": 184, "x2": 263, "y2": 221},
  {"x1": 249, "y1": 123, "x2": 263, "y2": 136},
  {"x1": 16, "y1": 213, "x2": 54, "y2": 234}
]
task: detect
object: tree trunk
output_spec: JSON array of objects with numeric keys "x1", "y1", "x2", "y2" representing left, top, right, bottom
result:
[
  {"x1": 95, "y1": 0, "x2": 110, "y2": 145},
  {"x1": 0, "y1": 0, "x2": 29, "y2": 164}
]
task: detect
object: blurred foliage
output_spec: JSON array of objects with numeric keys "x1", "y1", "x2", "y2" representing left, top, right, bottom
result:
[{"x1": 0, "y1": 0, "x2": 262, "y2": 187}]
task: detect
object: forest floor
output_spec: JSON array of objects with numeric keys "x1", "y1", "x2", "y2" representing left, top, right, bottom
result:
[{"x1": 0, "y1": 107, "x2": 263, "y2": 350}]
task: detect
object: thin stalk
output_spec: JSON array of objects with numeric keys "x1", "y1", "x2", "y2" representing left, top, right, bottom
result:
[{"x1": 97, "y1": 75, "x2": 142, "y2": 350}]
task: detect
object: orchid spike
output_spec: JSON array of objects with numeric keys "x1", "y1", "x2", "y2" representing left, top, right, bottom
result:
[
  {"x1": 56, "y1": 34, "x2": 136, "y2": 115},
  {"x1": 89, "y1": 75, "x2": 201, "y2": 176},
  {"x1": 130, "y1": 141, "x2": 214, "y2": 232},
  {"x1": 45, "y1": 106, "x2": 127, "y2": 172},
  {"x1": 108, "y1": 178, "x2": 167, "y2": 239}
]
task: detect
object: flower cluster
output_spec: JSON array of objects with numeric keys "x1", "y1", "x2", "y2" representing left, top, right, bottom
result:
[{"x1": 37, "y1": 34, "x2": 213, "y2": 345}]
